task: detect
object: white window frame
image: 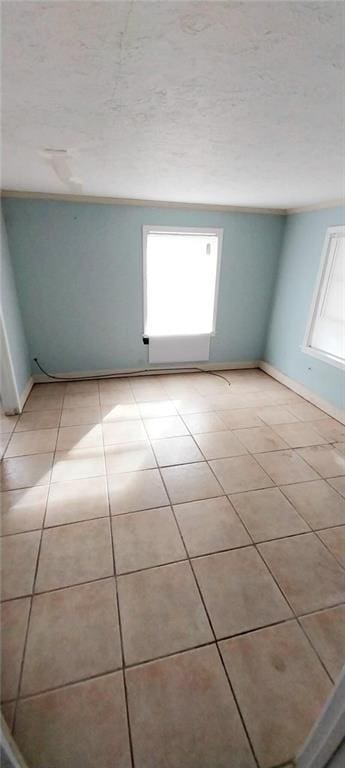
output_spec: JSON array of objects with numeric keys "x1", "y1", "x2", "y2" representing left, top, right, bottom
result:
[
  {"x1": 302, "y1": 225, "x2": 345, "y2": 370},
  {"x1": 142, "y1": 225, "x2": 223, "y2": 337}
]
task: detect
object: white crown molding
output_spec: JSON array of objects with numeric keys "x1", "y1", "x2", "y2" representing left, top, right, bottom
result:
[
  {"x1": 1, "y1": 189, "x2": 344, "y2": 215},
  {"x1": 287, "y1": 199, "x2": 345, "y2": 215},
  {"x1": 0, "y1": 189, "x2": 286, "y2": 215},
  {"x1": 259, "y1": 361, "x2": 345, "y2": 424}
]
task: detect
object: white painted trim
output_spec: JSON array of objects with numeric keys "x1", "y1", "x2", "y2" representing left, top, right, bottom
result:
[
  {"x1": 288, "y1": 199, "x2": 344, "y2": 215},
  {"x1": 2, "y1": 189, "x2": 344, "y2": 215},
  {"x1": 32, "y1": 360, "x2": 259, "y2": 383},
  {"x1": 296, "y1": 666, "x2": 345, "y2": 768},
  {"x1": 259, "y1": 361, "x2": 345, "y2": 424},
  {"x1": 301, "y1": 345, "x2": 345, "y2": 371},
  {"x1": 0, "y1": 190, "x2": 285, "y2": 215},
  {"x1": 142, "y1": 225, "x2": 223, "y2": 338},
  {"x1": 1, "y1": 715, "x2": 29, "y2": 768},
  {"x1": 18, "y1": 375, "x2": 34, "y2": 411},
  {"x1": 302, "y1": 226, "x2": 345, "y2": 368},
  {"x1": 0, "y1": 306, "x2": 21, "y2": 413}
]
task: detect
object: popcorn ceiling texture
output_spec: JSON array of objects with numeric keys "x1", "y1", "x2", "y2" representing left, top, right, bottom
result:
[{"x1": 1, "y1": 1, "x2": 344, "y2": 207}]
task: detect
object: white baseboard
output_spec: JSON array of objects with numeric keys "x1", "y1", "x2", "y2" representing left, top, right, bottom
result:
[
  {"x1": 32, "y1": 360, "x2": 258, "y2": 383},
  {"x1": 259, "y1": 361, "x2": 345, "y2": 425},
  {"x1": 18, "y1": 376, "x2": 34, "y2": 412}
]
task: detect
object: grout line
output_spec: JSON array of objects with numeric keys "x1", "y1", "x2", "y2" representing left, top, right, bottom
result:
[
  {"x1": 11, "y1": 389, "x2": 65, "y2": 733},
  {"x1": 100, "y1": 383, "x2": 135, "y2": 768},
  {"x1": 143, "y1": 417, "x2": 260, "y2": 768}
]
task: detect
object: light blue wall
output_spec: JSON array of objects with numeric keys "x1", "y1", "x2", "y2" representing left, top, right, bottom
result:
[
  {"x1": 2, "y1": 199, "x2": 285, "y2": 374},
  {"x1": 264, "y1": 206, "x2": 345, "y2": 410},
  {"x1": 1, "y1": 209, "x2": 31, "y2": 406}
]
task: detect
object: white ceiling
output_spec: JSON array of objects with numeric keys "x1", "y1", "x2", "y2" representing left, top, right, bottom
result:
[{"x1": 2, "y1": 1, "x2": 344, "y2": 208}]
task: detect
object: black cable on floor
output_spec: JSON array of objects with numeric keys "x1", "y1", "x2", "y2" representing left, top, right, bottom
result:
[{"x1": 33, "y1": 357, "x2": 233, "y2": 388}]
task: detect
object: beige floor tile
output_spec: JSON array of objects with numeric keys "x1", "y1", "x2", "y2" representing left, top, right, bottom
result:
[
  {"x1": 318, "y1": 526, "x2": 345, "y2": 567},
  {"x1": 35, "y1": 518, "x2": 113, "y2": 592},
  {"x1": 256, "y1": 406, "x2": 300, "y2": 425},
  {"x1": 1, "y1": 597, "x2": 30, "y2": 701},
  {"x1": 174, "y1": 496, "x2": 250, "y2": 556},
  {"x1": 31, "y1": 384, "x2": 65, "y2": 397},
  {"x1": 56, "y1": 424, "x2": 103, "y2": 450},
  {"x1": 283, "y1": 402, "x2": 328, "y2": 421},
  {"x1": 113, "y1": 507, "x2": 185, "y2": 573},
  {"x1": 0, "y1": 414, "x2": 18, "y2": 435},
  {"x1": 108, "y1": 468, "x2": 169, "y2": 514},
  {"x1": 144, "y1": 415, "x2": 188, "y2": 439},
  {"x1": 194, "y1": 430, "x2": 248, "y2": 460},
  {"x1": 100, "y1": 391, "x2": 135, "y2": 406},
  {"x1": 5, "y1": 428, "x2": 58, "y2": 458},
  {"x1": 259, "y1": 533, "x2": 345, "y2": 614},
  {"x1": 0, "y1": 434, "x2": 10, "y2": 459},
  {"x1": 151, "y1": 435, "x2": 203, "y2": 467},
  {"x1": 217, "y1": 408, "x2": 263, "y2": 429},
  {"x1": 233, "y1": 426, "x2": 289, "y2": 453},
  {"x1": 210, "y1": 455, "x2": 274, "y2": 494},
  {"x1": 45, "y1": 476, "x2": 108, "y2": 527},
  {"x1": 271, "y1": 422, "x2": 329, "y2": 448},
  {"x1": 15, "y1": 672, "x2": 131, "y2": 768},
  {"x1": 51, "y1": 447, "x2": 105, "y2": 483},
  {"x1": 230, "y1": 487, "x2": 309, "y2": 542},
  {"x1": 181, "y1": 411, "x2": 227, "y2": 434},
  {"x1": 101, "y1": 402, "x2": 140, "y2": 422},
  {"x1": 118, "y1": 561, "x2": 212, "y2": 664},
  {"x1": 138, "y1": 400, "x2": 178, "y2": 418},
  {"x1": 255, "y1": 450, "x2": 319, "y2": 485},
  {"x1": 60, "y1": 406, "x2": 101, "y2": 427},
  {"x1": 1, "y1": 453, "x2": 53, "y2": 491},
  {"x1": 335, "y1": 441, "x2": 345, "y2": 453},
  {"x1": 162, "y1": 462, "x2": 223, "y2": 504},
  {"x1": 126, "y1": 645, "x2": 255, "y2": 768},
  {"x1": 281, "y1": 480, "x2": 345, "y2": 530},
  {"x1": 102, "y1": 419, "x2": 147, "y2": 445},
  {"x1": 105, "y1": 442, "x2": 157, "y2": 474},
  {"x1": 65, "y1": 381, "x2": 99, "y2": 394},
  {"x1": 21, "y1": 579, "x2": 121, "y2": 695},
  {"x1": 220, "y1": 620, "x2": 331, "y2": 768},
  {"x1": 1, "y1": 530, "x2": 41, "y2": 600},
  {"x1": 310, "y1": 418, "x2": 345, "y2": 443},
  {"x1": 1, "y1": 486, "x2": 48, "y2": 535},
  {"x1": 24, "y1": 394, "x2": 64, "y2": 412},
  {"x1": 300, "y1": 605, "x2": 345, "y2": 681},
  {"x1": 193, "y1": 547, "x2": 291, "y2": 638},
  {"x1": 1, "y1": 702, "x2": 16, "y2": 730},
  {"x1": 15, "y1": 411, "x2": 61, "y2": 432},
  {"x1": 297, "y1": 445, "x2": 345, "y2": 478},
  {"x1": 328, "y1": 476, "x2": 345, "y2": 498},
  {"x1": 174, "y1": 397, "x2": 212, "y2": 415},
  {"x1": 63, "y1": 392, "x2": 100, "y2": 409}
]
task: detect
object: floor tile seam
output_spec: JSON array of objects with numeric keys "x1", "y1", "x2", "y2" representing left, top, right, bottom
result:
[
  {"x1": 143, "y1": 416, "x2": 260, "y2": 768},
  {"x1": 100, "y1": 385, "x2": 135, "y2": 768},
  {"x1": 252, "y1": 540, "x2": 336, "y2": 686},
  {"x1": 11, "y1": 401, "x2": 62, "y2": 731},
  {"x1": 313, "y1": 529, "x2": 345, "y2": 573},
  {"x1": 7, "y1": 598, "x2": 345, "y2": 709}
]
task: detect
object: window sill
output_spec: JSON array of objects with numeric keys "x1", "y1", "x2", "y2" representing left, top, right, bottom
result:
[{"x1": 301, "y1": 345, "x2": 345, "y2": 371}]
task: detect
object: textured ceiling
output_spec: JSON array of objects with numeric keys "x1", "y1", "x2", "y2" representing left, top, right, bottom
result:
[{"x1": 1, "y1": 1, "x2": 344, "y2": 207}]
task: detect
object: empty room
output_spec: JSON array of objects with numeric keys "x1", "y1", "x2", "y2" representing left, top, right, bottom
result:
[{"x1": 1, "y1": 1, "x2": 345, "y2": 767}]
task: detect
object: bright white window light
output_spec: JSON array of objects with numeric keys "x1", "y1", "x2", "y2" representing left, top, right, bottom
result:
[
  {"x1": 143, "y1": 227, "x2": 222, "y2": 336},
  {"x1": 304, "y1": 226, "x2": 345, "y2": 367}
]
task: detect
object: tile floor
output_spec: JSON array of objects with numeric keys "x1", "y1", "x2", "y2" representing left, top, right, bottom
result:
[{"x1": 1, "y1": 368, "x2": 345, "y2": 768}]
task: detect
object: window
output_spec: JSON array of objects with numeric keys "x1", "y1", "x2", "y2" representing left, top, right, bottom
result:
[
  {"x1": 143, "y1": 226, "x2": 223, "y2": 337},
  {"x1": 303, "y1": 226, "x2": 345, "y2": 368}
]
